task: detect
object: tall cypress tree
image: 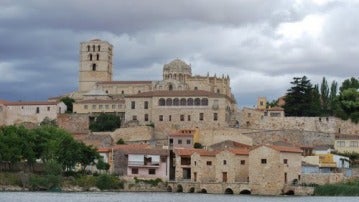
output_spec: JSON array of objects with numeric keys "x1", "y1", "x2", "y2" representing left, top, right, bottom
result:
[{"x1": 284, "y1": 76, "x2": 320, "y2": 116}]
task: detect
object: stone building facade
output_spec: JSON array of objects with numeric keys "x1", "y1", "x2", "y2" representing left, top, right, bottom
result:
[
  {"x1": 249, "y1": 145, "x2": 302, "y2": 195},
  {"x1": 0, "y1": 100, "x2": 66, "y2": 126},
  {"x1": 71, "y1": 39, "x2": 238, "y2": 131}
]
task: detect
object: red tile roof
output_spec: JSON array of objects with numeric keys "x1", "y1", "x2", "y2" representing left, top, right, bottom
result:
[
  {"x1": 195, "y1": 150, "x2": 219, "y2": 156},
  {"x1": 229, "y1": 148, "x2": 249, "y2": 155},
  {"x1": 169, "y1": 129, "x2": 195, "y2": 137},
  {"x1": 127, "y1": 90, "x2": 233, "y2": 101},
  {"x1": 97, "y1": 81, "x2": 152, "y2": 85},
  {"x1": 267, "y1": 107, "x2": 284, "y2": 111},
  {"x1": 76, "y1": 99, "x2": 125, "y2": 104},
  {"x1": 251, "y1": 145, "x2": 303, "y2": 153},
  {"x1": 174, "y1": 148, "x2": 199, "y2": 156},
  {"x1": 4, "y1": 101, "x2": 58, "y2": 106},
  {"x1": 335, "y1": 134, "x2": 359, "y2": 140}
]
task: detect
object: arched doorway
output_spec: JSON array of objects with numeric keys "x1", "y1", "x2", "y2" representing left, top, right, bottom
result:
[
  {"x1": 167, "y1": 186, "x2": 172, "y2": 192},
  {"x1": 200, "y1": 189, "x2": 207, "y2": 193},
  {"x1": 225, "y1": 188, "x2": 234, "y2": 194},
  {"x1": 239, "y1": 190, "x2": 251, "y2": 195},
  {"x1": 176, "y1": 184, "x2": 183, "y2": 192},
  {"x1": 188, "y1": 187, "x2": 195, "y2": 193}
]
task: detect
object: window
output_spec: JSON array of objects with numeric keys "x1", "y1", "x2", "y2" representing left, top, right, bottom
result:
[
  {"x1": 201, "y1": 98, "x2": 208, "y2": 106},
  {"x1": 337, "y1": 141, "x2": 345, "y2": 147},
  {"x1": 213, "y1": 113, "x2": 218, "y2": 121},
  {"x1": 121, "y1": 90, "x2": 124, "y2": 94},
  {"x1": 166, "y1": 98, "x2": 172, "y2": 106},
  {"x1": 158, "y1": 98, "x2": 165, "y2": 106},
  {"x1": 131, "y1": 101, "x2": 135, "y2": 109},
  {"x1": 112, "y1": 104, "x2": 116, "y2": 109},
  {"x1": 98, "y1": 45, "x2": 101, "y2": 51},
  {"x1": 87, "y1": 45, "x2": 90, "y2": 52},
  {"x1": 144, "y1": 101, "x2": 148, "y2": 109},
  {"x1": 169, "y1": 115, "x2": 172, "y2": 121},
  {"x1": 173, "y1": 98, "x2": 179, "y2": 106},
  {"x1": 240, "y1": 160, "x2": 245, "y2": 165},
  {"x1": 194, "y1": 87, "x2": 198, "y2": 90},
  {"x1": 96, "y1": 54, "x2": 99, "y2": 61},
  {"x1": 187, "y1": 115, "x2": 191, "y2": 121},
  {"x1": 186, "y1": 139, "x2": 191, "y2": 145},
  {"x1": 89, "y1": 54, "x2": 93, "y2": 61},
  {"x1": 217, "y1": 89, "x2": 220, "y2": 93},
  {"x1": 144, "y1": 114, "x2": 149, "y2": 122},
  {"x1": 131, "y1": 168, "x2": 138, "y2": 174},
  {"x1": 261, "y1": 159, "x2": 267, "y2": 164},
  {"x1": 194, "y1": 98, "x2": 201, "y2": 106},
  {"x1": 159, "y1": 115, "x2": 163, "y2": 121},
  {"x1": 105, "y1": 105, "x2": 109, "y2": 109},
  {"x1": 36, "y1": 107, "x2": 40, "y2": 114},
  {"x1": 206, "y1": 161, "x2": 212, "y2": 166},
  {"x1": 99, "y1": 105, "x2": 103, "y2": 109},
  {"x1": 260, "y1": 101, "x2": 264, "y2": 106},
  {"x1": 223, "y1": 160, "x2": 227, "y2": 165},
  {"x1": 180, "y1": 98, "x2": 186, "y2": 106},
  {"x1": 47, "y1": 107, "x2": 50, "y2": 111},
  {"x1": 92, "y1": 45, "x2": 95, "y2": 51},
  {"x1": 247, "y1": 113, "x2": 251, "y2": 117},
  {"x1": 178, "y1": 139, "x2": 182, "y2": 144},
  {"x1": 350, "y1": 141, "x2": 358, "y2": 147},
  {"x1": 283, "y1": 159, "x2": 288, "y2": 164},
  {"x1": 92, "y1": 63, "x2": 96, "y2": 71},
  {"x1": 180, "y1": 115, "x2": 184, "y2": 121},
  {"x1": 199, "y1": 113, "x2": 204, "y2": 121},
  {"x1": 92, "y1": 105, "x2": 96, "y2": 109},
  {"x1": 84, "y1": 105, "x2": 88, "y2": 109},
  {"x1": 132, "y1": 115, "x2": 137, "y2": 121},
  {"x1": 148, "y1": 168, "x2": 156, "y2": 175},
  {"x1": 187, "y1": 98, "x2": 193, "y2": 106}
]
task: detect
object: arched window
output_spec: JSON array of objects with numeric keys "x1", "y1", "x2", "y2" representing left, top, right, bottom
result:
[
  {"x1": 173, "y1": 98, "x2": 179, "y2": 106},
  {"x1": 169, "y1": 84, "x2": 173, "y2": 91},
  {"x1": 87, "y1": 45, "x2": 90, "y2": 52},
  {"x1": 92, "y1": 45, "x2": 95, "y2": 51},
  {"x1": 166, "y1": 98, "x2": 172, "y2": 106},
  {"x1": 194, "y1": 98, "x2": 201, "y2": 106},
  {"x1": 194, "y1": 87, "x2": 198, "y2": 90},
  {"x1": 180, "y1": 98, "x2": 186, "y2": 106},
  {"x1": 98, "y1": 45, "x2": 101, "y2": 51},
  {"x1": 92, "y1": 63, "x2": 96, "y2": 71},
  {"x1": 187, "y1": 98, "x2": 193, "y2": 106},
  {"x1": 96, "y1": 54, "x2": 99, "y2": 61},
  {"x1": 201, "y1": 98, "x2": 208, "y2": 106},
  {"x1": 217, "y1": 89, "x2": 220, "y2": 93},
  {"x1": 89, "y1": 54, "x2": 93, "y2": 61},
  {"x1": 158, "y1": 98, "x2": 165, "y2": 106}
]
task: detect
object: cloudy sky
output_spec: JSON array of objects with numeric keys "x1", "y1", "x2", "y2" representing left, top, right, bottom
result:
[{"x1": 0, "y1": 0, "x2": 358, "y2": 106}]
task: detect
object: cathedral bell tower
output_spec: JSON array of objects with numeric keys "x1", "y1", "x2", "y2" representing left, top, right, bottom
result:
[{"x1": 79, "y1": 39, "x2": 113, "y2": 93}]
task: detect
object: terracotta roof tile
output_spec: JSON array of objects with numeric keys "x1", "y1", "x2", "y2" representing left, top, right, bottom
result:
[
  {"x1": 335, "y1": 134, "x2": 359, "y2": 140},
  {"x1": 229, "y1": 148, "x2": 249, "y2": 155},
  {"x1": 98, "y1": 81, "x2": 152, "y2": 85},
  {"x1": 4, "y1": 101, "x2": 58, "y2": 106},
  {"x1": 169, "y1": 129, "x2": 195, "y2": 137},
  {"x1": 76, "y1": 99, "x2": 125, "y2": 104},
  {"x1": 126, "y1": 90, "x2": 233, "y2": 102},
  {"x1": 194, "y1": 150, "x2": 219, "y2": 156},
  {"x1": 267, "y1": 107, "x2": 284, "y2": 111},
  {"x1": 251, "y1": 145, "x2": 303, "y2": 153},
  {"x1": 174, "y1": 148, "x2": 198, "y2": 156}
]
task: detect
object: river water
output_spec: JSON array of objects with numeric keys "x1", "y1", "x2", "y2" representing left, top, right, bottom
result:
[{"x1": 0, "y1": 192, "x2": 356, "y2": 202}]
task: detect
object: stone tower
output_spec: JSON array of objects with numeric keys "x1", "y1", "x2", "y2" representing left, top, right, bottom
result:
[{"x1": 79, "y1": 39, "x2": 113, "y2": 93}]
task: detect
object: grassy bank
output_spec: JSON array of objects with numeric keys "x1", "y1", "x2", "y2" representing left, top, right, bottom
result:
[{"x1": 314, "y1": 180, "x2": 359, "y2": 196}]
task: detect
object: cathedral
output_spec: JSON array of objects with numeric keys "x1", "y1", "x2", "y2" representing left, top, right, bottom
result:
[{"x1": 71, "y1": 39, "x2": 239, "y2": 130}]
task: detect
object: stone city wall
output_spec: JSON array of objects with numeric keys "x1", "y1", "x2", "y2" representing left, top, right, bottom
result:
[
  {"x1": 301, "y1": 173, "x2": 345, "y2": 185},
  {"x1": 57, "y1": 114, "x2": 90, "y2": 134},
  {"x1": 240, "y1": 108, "x2": 359, "y2": 135}
]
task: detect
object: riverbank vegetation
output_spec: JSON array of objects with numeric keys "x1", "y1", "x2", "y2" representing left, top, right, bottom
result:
[{"x1": 314, "y1": 180, "x2": 359, "y2": 196}]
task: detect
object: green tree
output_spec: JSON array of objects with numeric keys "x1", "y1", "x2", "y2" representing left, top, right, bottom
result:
[
  {"x1": 329, "y1": 80, "x2": 338, "y2": 115},
  {"x1": 89, "y1": 113, "x2": 121, "y2": 132},
  {"x1": 284, "y1": 76, "x2": 320, "y2": 116},
  {"x1": 60, "y1": 97, "x2": 75, "y2": 113},
  {"x1": 320, "y1": 77, "x2": 330, "y2": 115},
  {"x1": 334, "y1": 77, "x2": 359, "y2": 123}
]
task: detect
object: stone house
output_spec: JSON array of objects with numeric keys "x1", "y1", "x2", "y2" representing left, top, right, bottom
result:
[
  {"x1": 191, "y1": 150, "x2": 218, "y2": 183},
  {"x1": 335, "y1": 134, "x2": 359, "y2": 153},
  {"x1": 168, "y1": 129, "x2": 198, "y2": 149},
  {"x1": 249, "y1": 145, "x2": 302, "y2": 195},
  {"x1": 214, "y1": 149, "x2": 249, "y2": 183},
  {"x1": 0, "y1": 100, "x2": 66, "y2": 126}
]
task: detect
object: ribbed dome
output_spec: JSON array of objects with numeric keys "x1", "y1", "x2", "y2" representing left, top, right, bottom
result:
[{"x1": 163, "y1": 59, "x2": 191, "y2": 73}]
